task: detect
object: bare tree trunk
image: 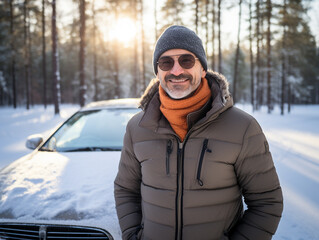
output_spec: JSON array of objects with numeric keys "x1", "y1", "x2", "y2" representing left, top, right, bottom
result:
[
  {"x1": 211, "y1": 0, "x2": 215, "y2": 70},
  {"x1": 112, "y1": 8, "x2": 120, "y2": 98},
  {"x1": 113, "y1": 47, "x2": 120, "y2": 98},
  {"x1": 154, "y1": 0, "x2": 158, "y2": 41},
  {"x1": 260, "y1": 11, "x2": 265, "y2": 108},
  {"x1": 131, "y1": 0, "x2": 139, "y2": 97},
  {"x1": 9, "y1": 0, "x2": 17, "y2": 108},
  {"x1": 92, "y1": 0, "x2": 98, "y2": 101},
  {"x1": 288, "y1": 82, "x2": 291, "y2": 113},
  {"x1": 256, "y1": 0, "x2": 261, "y2": 110},
  {"x1": 195, "y1": 0, "x2": 199, "y2": 33},
  {"x1": 52, "y1": 0, "x2": 60, "y2": 115},
  {"x1": 249, "y1": 0, "x2": 255, "y2": 110},
  {"x1": 266, "y1": 0, "x2": 272, "y2": 113},
  {"x1": 281, "y1": 0, "x2": 287, "y2": 115},
  {"x1": 218, "y1": 0, "x2": 222, "y2": 73},
  {"x1": 174, "y1": 1, "x2": 179, "y2": 23},
  {"x1": 205, "y1": 0, "x2": 209, "y2": 55},
  {"x1": 24, "y1": 0, "x2": 30, "y2": 110},
  {"x1": 233, "y1": 0, "x2": 242, "y2": 104},
  {"x1": 27, "y1": 8, "x2": 33, "y2": 106},
  {"x1": 79, "y1": 0, "x2": 86, "y2": 106},
  {"x1": 139, "y1": 0, "x2": 146, "y2": 90},
  {"x1": 42, "y1": 0, "x2": 47, "y2": 108}
]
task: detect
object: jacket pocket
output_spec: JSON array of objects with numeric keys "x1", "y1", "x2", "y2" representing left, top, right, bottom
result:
[
  {"x1": 166, "y1": 139, "x2": 173, "y2": 175},
  {"x1": 196, "y1": 139, "x2": 212, "y2": 186}
]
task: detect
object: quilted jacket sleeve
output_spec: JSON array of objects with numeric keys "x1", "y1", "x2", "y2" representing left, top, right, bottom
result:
[
  {"x1": 114, "y1": 120, "x2": 142, "y2": 240},
  {"x1": 230, "y1": 118, "x2": 283, "y2": 240}
]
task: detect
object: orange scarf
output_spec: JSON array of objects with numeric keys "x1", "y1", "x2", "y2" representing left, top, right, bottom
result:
[{"x1": 159, "y1": 78, "x2": 211, "y2": 141}]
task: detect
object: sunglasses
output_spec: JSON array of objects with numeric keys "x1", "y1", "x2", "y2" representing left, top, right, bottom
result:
[{"x1": 157, "y1": 54, "x2": 198, "y2": 71}]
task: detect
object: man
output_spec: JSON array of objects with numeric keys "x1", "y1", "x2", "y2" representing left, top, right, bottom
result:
[{"x1": 114, "y1": 25, "x2": 283, "y2": 240}]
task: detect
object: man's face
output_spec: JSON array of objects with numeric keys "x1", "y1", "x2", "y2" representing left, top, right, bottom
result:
[{"x1": 157, "y1": 49, "x2": 206, "y2": 99}]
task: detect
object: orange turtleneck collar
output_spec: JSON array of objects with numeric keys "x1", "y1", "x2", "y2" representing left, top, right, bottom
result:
[{"x1": 159, "y1": 78, "x2": 211, "y2": 141}]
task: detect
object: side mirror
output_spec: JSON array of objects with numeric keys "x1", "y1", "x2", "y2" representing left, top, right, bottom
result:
[{"x1": 26, "y1": 134, "x2": 44, "y2": 150}]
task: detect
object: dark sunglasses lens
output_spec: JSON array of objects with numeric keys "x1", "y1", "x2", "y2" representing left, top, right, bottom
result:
[
  {"x1": 178, "y1": 54, "x2": 196, "y2": 69},
  {"x1": 158, "y1": 54, "x2": 196, "y2": 71},
  {"x1": 158, "y1": 57, "x2": 174, "y2": 71}
]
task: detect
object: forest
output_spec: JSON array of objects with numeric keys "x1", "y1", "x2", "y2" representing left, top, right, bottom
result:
[{"x1": 0, "y1": 0, "x2": 318, "y2": 115}]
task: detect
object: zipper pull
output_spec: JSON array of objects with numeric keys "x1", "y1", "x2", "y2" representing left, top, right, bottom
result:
[
  {"x1": 198, "y1": 179, "x2": 204, "y2": 186},
  {"x1": 166, "y1": 140, "x2": 173, "y2": 175},
  {"x1": 197, "y1": 139, "x2": 211, "y2": 186}
]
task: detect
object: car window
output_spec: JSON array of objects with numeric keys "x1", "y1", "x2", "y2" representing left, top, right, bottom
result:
[{"x1": 41, "y1": 108, "x2": 139, "y2": 152}]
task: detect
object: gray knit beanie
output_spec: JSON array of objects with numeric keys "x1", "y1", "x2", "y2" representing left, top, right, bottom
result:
[{"x1": 153, "y1": 25, "x2": 207, "y2": 75}]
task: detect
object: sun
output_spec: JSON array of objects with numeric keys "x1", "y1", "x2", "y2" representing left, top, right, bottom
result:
[{"x1": 104, "y1": 17, "x2": 138, "y2": 46}]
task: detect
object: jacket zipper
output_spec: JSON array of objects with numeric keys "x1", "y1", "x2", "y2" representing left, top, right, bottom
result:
[
  {"x1": 166, "y1": 140, "x2": 173, "y2": 175},
  {"x1": 176, "y1": 135, "x2": 207, "y2": 239},
  {"x1": 176, "y1": 141, "x2": 184, "y2": 240},
  {"x1": 197, "y1": 139, "x2": 211, "y2": 186}
]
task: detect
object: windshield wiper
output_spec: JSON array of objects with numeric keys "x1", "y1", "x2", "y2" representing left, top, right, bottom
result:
[{"x1": 60, "y1": 147, "x2": 121, "y2": 152}]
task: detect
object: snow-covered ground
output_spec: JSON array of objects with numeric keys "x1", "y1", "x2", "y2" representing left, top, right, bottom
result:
[
  {"x1": 0, "y1": 103, "x2": 318, "y2": 239},
  {"x1": 239, "y1": 104, "x2": 319, "y2": 240},
  {"x1": 0, "y1": 104, "x2": 80, "y2": 169}
]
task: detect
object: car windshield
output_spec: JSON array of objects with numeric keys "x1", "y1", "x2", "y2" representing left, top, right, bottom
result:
[{"x1": 40, "y1": 108, "x2": 139, "y2": 152}]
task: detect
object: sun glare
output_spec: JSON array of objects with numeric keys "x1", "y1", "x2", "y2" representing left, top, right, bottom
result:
[{"x1": 104, "y1": 17, "x2": 137, "y2": 46}]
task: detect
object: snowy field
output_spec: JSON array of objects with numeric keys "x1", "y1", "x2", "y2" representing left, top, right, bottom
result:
[{"x1": 0, "y1": 103, "x2": 319, "y2": 240}]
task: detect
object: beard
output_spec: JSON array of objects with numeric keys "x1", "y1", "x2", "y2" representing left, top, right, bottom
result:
[{"x1": 161, "y1": 73, "x2": 200, "y2": 99}]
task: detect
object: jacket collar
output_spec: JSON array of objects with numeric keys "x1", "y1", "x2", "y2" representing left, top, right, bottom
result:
[{"x1": 138, "y1": 70, "x2": 233, "y2": 134}]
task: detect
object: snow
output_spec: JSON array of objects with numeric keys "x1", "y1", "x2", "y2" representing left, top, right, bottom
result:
[
  {"x1": 238, "y1": 104, "x2": 319, "y2": 240},
  {"x1": 0, "y1": 105, "x2": 79, "y2": 169},
  {"x1": 1, "y1": 103, "x2": 319, "y2": 239},
  {"x1": 0, "y1": 151, "x2": 122, "y2": 238}
]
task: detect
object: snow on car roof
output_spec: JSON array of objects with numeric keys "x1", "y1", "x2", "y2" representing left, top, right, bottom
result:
[{"x1": 82, "y1": 98, "x2": 140, "y2": 111}]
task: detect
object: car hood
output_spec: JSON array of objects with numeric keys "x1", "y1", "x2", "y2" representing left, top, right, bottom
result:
[{"x1": 0, "y1": 151, "x2": 122, "y2": 239}]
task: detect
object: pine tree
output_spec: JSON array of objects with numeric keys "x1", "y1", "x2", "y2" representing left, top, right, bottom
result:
[
  {"x1": 51, "y1": 0, "x2": 60, "y2": 114},
  {"x1": 217, "y1": 0, "x2": 222, "y2": 73},
  {"x1": 23, "y1": 0, "x2": 30, "y2": 110},
  {"x1": 9, "y1": 0, "x2": 17, "y2": 108},
  {"x1": 266, "y1": 0, "x2": 272, "y2": 113},
  {"x1": 232, "y1": 0, "x2": 243, "y2": 104},
  {"x1": 279, "y1": 0, "x2": 317, "y2": 104},
  {"x1": 248, "y1": 0, "x2": 255, "y2": 109},
  {"x1": 42, "y1": 0, "x2": 47, "y2": 108},
  {"x1": 79, "y1": 0, "x2": 86, "y2": 106}
]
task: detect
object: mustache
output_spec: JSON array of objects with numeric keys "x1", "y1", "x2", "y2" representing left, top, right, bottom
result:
[{"x1": 165, "y1": 74, "x2": 193, "y2": 82}]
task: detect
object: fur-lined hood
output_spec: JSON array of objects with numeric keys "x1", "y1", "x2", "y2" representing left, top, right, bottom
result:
[{"x1": 139, "y1": 70, "x2": 231, "y2": 111}]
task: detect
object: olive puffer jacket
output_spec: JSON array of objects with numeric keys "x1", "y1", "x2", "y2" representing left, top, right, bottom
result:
[{"x1": 114, "y1": 71, "x2": 283, "y2": 240}]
